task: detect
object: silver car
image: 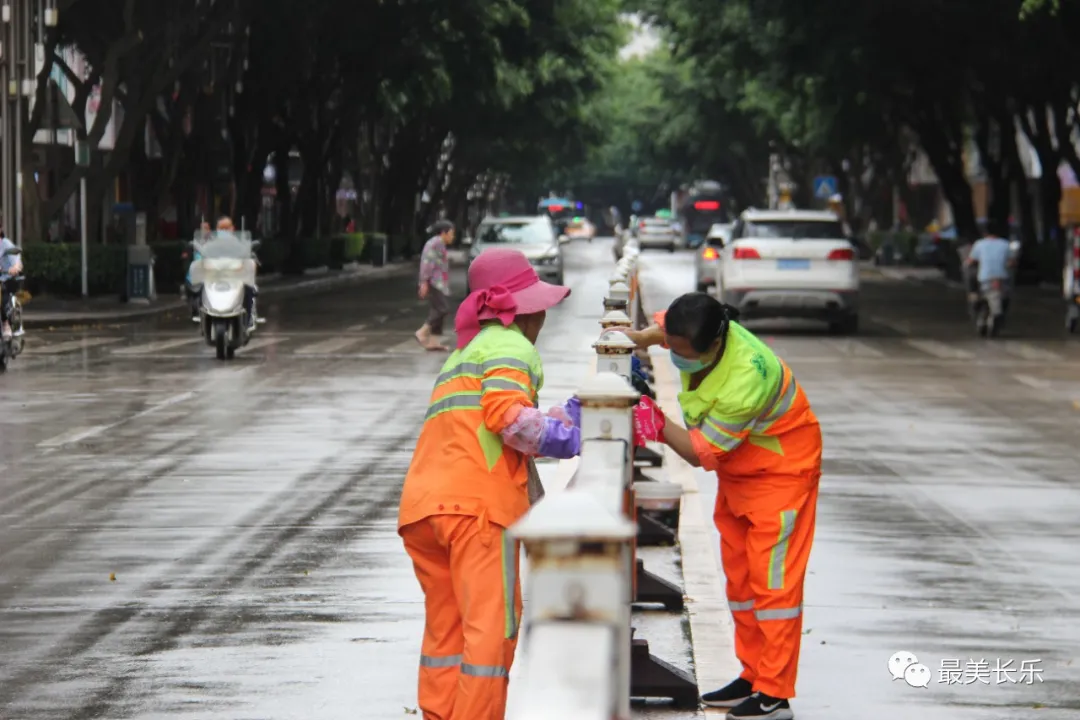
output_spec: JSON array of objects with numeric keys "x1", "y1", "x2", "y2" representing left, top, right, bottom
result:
[
  {"x1": 466, "y1": 215, "x2": 568, "y2": 292},
  {"x1": 636, "y1": 217, "x2": 677, "y2": 252},
  {"x1": 693, "y1": 223, "x2": 731, "y2": 292}
]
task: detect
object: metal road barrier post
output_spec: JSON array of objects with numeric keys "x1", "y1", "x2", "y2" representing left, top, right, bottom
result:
[
  {"x1": 509, "y1": 490, "x2": 636, "y2": 720},
  {"x1": 605, "y1": 280, "x2": 630, "y2": 315},
  {"x1": 509, "y1": 243, "x2": 698, "y2": 714}
]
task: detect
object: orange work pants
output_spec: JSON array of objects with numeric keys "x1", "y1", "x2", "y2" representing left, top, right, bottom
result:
[
  {"x1": 713, "y1": 472, "x2": 819, "y2": 699},
  {"x1": 401, "y1": 512, "x2": 523, "y2": 720}
]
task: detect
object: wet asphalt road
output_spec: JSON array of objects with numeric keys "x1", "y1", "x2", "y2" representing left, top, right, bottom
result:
[{"x1": 2, "y1": 238, "x2": 1079, "y2": 719}]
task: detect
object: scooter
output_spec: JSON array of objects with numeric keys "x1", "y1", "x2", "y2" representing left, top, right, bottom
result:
[
  {"x1": 0, "y1": 244, "x2": 26, "y2": 372},
  {"x1": 188, "y1": 233, "x2": 261, "y2": 360}
]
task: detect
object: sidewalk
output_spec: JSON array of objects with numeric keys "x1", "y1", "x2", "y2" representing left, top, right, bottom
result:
[{"x1": 20, "y1": 260, "x2": 416, "y2": 327}]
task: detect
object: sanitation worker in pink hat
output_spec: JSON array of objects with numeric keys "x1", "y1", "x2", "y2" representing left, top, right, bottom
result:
[{"x1": 398, "y1": 247, "x2": 581, "y2": 720}]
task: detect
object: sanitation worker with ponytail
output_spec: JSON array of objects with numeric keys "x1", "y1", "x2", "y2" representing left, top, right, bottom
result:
[
  {"x1": 622, "y1": 292, "x2": 822, "y2": 720},
  {"x1": 398, "y1": 248, "x2": 581, "y2": 720}
]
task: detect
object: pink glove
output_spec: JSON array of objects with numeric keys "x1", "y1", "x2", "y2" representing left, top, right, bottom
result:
[{"x1": 632, "y1": 396, "x2": 666, "y2": 447}]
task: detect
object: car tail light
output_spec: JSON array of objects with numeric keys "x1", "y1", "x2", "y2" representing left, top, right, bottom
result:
[
  {"x1": 827, "y1": 248, "x2": 855, "y2": 261},
  {"x1": 694, "y1": 201, "x2": 720, "y2": 211},
  {"x1": 702, "y1": 247, "x2": 719, "y2": 260},
  {"x1": 639, "y1": 221, "x2": 646, "y2": 229},
  {"x1": 733, "y1": 247, "x2": 760, "y2": 260}
]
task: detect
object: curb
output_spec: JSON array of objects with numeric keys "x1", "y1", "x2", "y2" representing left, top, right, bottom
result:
[
  {"x1": 21, "y1": 261, "x2": 415, "y2": 328},
  {"x1": 639, "y1": 270, "x2": 739, "y2": 708},
  {"x1": 651, "y1": 346, "x2": 741, "y2": 707}
]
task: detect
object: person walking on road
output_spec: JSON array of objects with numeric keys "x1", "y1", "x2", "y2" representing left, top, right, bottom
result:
[
  {"x1": 398, "y1": 247, "x2": 581, "y2": 720},
  {"x1": 621, "y1": 292, "x2": 822, "y2": 720},
  {"x1": 416, "y1": 220, "x2": 455, "y2": 351}
]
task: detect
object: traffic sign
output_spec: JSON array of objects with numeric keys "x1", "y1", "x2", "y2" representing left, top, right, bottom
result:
[
  {"x1": 813, "y1": 176, "x2": 837, "y2": 200},
  {"x1": 631, "y1": 200, "x2": 643, "y2": 212}
]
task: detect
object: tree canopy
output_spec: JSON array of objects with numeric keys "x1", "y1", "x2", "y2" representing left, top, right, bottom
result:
[
  {"x1": 23, "y1": 0, "x2": 624, "y2": 251},
  {"x1": 17, "y1": 0, "x2": 1080, "y2": 287},
  {"x1": 553, "y1": 0, "x2": 1080, "y2": 281}
]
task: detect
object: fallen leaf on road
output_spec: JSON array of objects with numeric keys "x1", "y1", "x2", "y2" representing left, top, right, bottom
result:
[
  {"x1": 109, "y1": 573, "x2": 116, "y2": 582},
  {"x1": 404, "y1": 707, "x2": 418, "y2": 714}
]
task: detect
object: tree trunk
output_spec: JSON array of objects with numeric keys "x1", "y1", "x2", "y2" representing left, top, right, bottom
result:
[{"x1": 911, "y1": 112, "x2": 978, "y2": 241}]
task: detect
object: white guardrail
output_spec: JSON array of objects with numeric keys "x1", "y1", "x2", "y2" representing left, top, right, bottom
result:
[{"x1": 509, "y1": 238, "x2": 698, "y2": 720}]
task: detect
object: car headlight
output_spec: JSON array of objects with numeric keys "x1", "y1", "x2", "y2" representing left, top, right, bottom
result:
[{"x1": 532, "y1": 254, "x2": 559, "y2": 266}]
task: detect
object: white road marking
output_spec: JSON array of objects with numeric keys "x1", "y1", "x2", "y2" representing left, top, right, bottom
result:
[
  {"x1": 36, "y1": 391, "x2": 196, "y2": 448},
  {"x1": 234, "y1": 336, "x2": 287, "y2": 353},
  {"x1": 37, "y1": 426, "x2": 110, "y2": 448},
  {"x1": 26, "y1": 337, "x2": 124, "y2": 355},
  {"x1": 869, "y1": 315, "x2": 911, "y2": 335},
  {"x1": 999, "y1": 343, "x2": 1064, "y2": 362},
  {"x1": 905, "y1": 339, "x2": 974, "y2": 360},
  {"x1": 821, "y1": 339, "x2": 885, "y2": 358},
  {"x1": 111, "y1": 338, "x2": 203, "y2": 355},
  {"x1": 346, "y1": 323, "x2": 368, "y2": 332},
  {"x1": 1014, "y1": 374, "x2": 1053, "y2": 390},
  {"x1": 387, "y1": 337, "x2": 429, "y2": 354},
  {"x1": 294, "y1": 337, "x2": 362, "y2": 355}
]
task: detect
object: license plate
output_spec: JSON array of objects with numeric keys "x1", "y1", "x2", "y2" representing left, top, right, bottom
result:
[{"x1": 777, "y1": 259, "x2": 810, "y2": 270}]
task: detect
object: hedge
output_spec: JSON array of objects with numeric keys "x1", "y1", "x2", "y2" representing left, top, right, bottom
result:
[
  {"x1": 21, "y1": 232, "x2": 402, "y2": 297},
  {"x1": 866, "y1": 230, "x2": 921, "y2": 262}
]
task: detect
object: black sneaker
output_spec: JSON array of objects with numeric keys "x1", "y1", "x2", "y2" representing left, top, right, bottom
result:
[
  {"x1": 727, "y1": 692, "x2": 793, "y2": 720},
  {"x1": 700, "y1": 677, "x2": 753, "y2": 708}
]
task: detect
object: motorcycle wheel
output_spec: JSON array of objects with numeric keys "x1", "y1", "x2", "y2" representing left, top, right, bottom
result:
[
  {"x1": 990, "y1": 315, "x2": 1004, "y2": 337},
  {"x1": 0, "y1": 348, "x2": 7, "y2": 373},
  {"x1": 214, "y1": 320, "x2": 228, "y2": 360}
]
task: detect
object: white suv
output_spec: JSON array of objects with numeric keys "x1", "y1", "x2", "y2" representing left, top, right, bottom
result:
[{"x1": 715, "y1": 209, "x2": 860, "y2": 334}]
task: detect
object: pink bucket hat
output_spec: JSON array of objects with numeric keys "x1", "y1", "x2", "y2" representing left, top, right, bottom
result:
[{"x1": 454, "y1": 248, "x2": 571, "y2": 349}]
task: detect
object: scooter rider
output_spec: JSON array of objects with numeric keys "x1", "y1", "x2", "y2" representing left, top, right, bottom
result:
[
  {"x1": 965, "y1": 222, "x2": 1014, "y2": 313},
  {"x1": 1, "y1": 231, "x2": 23, "y2": 341},
  {"x1": 212, "y1": 216, "x2": 258, "y2": 330}
]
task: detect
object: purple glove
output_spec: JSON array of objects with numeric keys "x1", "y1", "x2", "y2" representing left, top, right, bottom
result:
[
  {"x1": 538, "y1": 416, "x2": 581, "y2": 459},
  {"x1": 564, "y1": 396, "x2": 581, "y2": 427},
  {"x1": 546, "y1": 397, "x2": 581, "y2": 428}
]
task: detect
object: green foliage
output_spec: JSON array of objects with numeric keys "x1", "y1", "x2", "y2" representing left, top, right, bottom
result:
[{"x1": 24, "y1": 244, "x2": 127, "y2": 296}]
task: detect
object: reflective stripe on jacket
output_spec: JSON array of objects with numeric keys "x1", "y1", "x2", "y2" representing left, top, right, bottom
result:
[
  {"x1": 398, "y1": 323, "x2": 544, "y2": 531},
  {"x1": 654, "y1": 311, "x2": 820, "y2": 479}
]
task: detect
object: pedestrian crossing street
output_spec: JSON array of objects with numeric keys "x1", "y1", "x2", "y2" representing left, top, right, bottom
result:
[{"x1": 13, "y1": 329, "x2": 1080, "y2": 365}]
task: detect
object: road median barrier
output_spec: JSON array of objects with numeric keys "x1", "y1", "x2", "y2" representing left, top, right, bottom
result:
[{"x1": 507, "y1": 238, "x2": 700, "y2": 719}]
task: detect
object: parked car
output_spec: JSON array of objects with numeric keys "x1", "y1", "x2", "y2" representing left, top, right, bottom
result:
[
  {"x1": 636, "y1": 216, "x2": 678, "y2": 252},
  {"x1": 716, "y1": 208, "x2": 860, "y2": 334},
  {"x1": 465, "y1": 215, "x2": 568, "y2": 291},
  {"x1": 695, "y1": 222, "x2": 731, "y2": 292}
]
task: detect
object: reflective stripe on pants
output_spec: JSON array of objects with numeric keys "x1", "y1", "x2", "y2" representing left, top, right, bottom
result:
[{"x1": 401, "y1": 513, "x2": 522, "y2": 720}]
